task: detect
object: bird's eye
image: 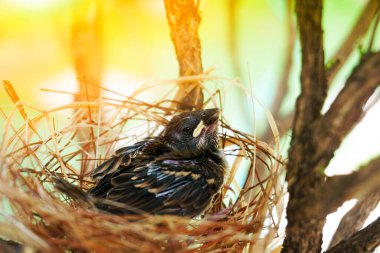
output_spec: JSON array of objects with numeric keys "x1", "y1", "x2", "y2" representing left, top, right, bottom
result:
[{"x1": 182, "y1": 127, "x2": 191, "y2": 134}]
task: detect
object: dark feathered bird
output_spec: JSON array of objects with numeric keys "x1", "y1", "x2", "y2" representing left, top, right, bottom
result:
[{"x1": 55, "y1": 108, "x2": 227, "y2": 217}]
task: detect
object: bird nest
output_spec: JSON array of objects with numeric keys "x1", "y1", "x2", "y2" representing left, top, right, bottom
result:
[{"x1": 0, "y1": 77, "x2": 285, "y2": 252}]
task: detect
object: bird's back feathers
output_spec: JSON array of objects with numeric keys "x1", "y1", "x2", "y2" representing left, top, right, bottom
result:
[
  {"x1": 89, "y1": 150, "x2": 225, "y2": 216},
  {"x1": 91, "y1": 138, "x2": 159, "y2": 181},
  {"x1": 55, "y1": 109, "x2": 227, "y2": 217}
]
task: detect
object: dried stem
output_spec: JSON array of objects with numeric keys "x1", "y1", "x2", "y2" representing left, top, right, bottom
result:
[{"x1": 163, "y1": 0, "x2": 204, "y2": 110}]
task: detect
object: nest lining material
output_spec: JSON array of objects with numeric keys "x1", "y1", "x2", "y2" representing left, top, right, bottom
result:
[{"x1": 0, "y1": 78, "x2": 285, "y2": 253}]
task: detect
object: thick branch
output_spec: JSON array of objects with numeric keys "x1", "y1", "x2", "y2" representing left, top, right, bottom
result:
[
  {"x1": 312, "y1": 52, "x2": 380, "y2": 169},
  {"x1": 327, "y1": 0, "x2": 380, "y2": 84},
  {"x1": 329, "y1": 190, "x2": 380, "y2": 248},
  {"x1": 326, "y1": 217, "x2": 380, "y2": 253},
  {"x1": 266, "y1": 0, "x2": 380, "y2": 142},
  {"x1": 283, "y1": 47, "x2": 380, "y2": 253},
  {"x1": 310, "y1": 156, "x2": 380, "y2": 216},
  {"x1": 283, "y1": 0, "x2": 326, "y2": 252},
  {"x1": 164, "y1": 0, "x2": 204, "y2": 110},
  {"x1": 291, "y1": 0, "x2": 326, "y2": 141}
]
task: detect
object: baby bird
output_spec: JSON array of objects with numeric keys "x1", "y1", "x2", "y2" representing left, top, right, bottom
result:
[{"x1": 57, "y1": 108, "x2": 227, "y2": 217}]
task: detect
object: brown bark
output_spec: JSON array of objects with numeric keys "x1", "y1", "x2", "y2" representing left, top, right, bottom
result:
[
  {"x1": 326, "y1": 217, "x2": 380, "y2": 253},
  {"x1": 163, "y1": 0, "x2": 204, "y2": 110},
  {"x1": 283, "y1": 0, "x2": 327, "y2": 251},
  {"x1": 283, "y1": 51, "x2": 380, "y2": 253},
  {"x1": 282, "y1": 0, "x2": 380, "y2": 250},
  {"x1": 312, "y1": 52, "x2": 380, "y2": 171},
  {"x1": 290, "y1": 0, "x2": 327, "y2": 141},
  {"x1": 329, "y1": 190, "x2": 380, "y2": 249},
  {"x1": 265, "y1": 0, "x2": 380, "y2": 143}
]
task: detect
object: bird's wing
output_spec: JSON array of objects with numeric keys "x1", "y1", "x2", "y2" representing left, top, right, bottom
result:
[
  {"x1": 90, "y1": 138, "x2": 155, "y2": 181},
  {"x1": 100, "y1": 159, "x2": 220, "y2": 216}
]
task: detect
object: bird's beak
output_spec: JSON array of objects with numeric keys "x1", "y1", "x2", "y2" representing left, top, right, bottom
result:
[
  {"x1": 201, "y1": 108, "x2": 220, "y2": 136},
  {"x1": 202, "y1": 108, "x2": 220, "y2": 127},
  {"x1": 193, "y1": 109, "x2": 220, "y2": 138}
]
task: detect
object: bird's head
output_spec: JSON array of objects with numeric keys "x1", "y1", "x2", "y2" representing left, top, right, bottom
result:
[{"x1": 163, "y1": 108, "x2": 220, "y2": 153}]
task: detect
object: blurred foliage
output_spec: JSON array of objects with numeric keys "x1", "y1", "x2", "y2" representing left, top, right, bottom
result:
[{"x1": 0, "y1": 0, "x2": 378, "y2": 171}]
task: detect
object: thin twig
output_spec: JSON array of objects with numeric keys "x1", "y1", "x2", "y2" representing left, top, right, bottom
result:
[
  {"x1": 368, "y1": 9, "x2": 380, "y2": 52},
  {"x1": 271, "y1": 0, "x2": 296, "y2": 120},
  {"x1": 265, "y1": 0, "x2": 380, "y2": 144},
  {"x1": 326, "y1": 217, "x2": 380, "y2": 253},
  {"x1": 310, "y1": 156, "x2": 380, "y2": 216},
  {"x1": 329, "y1": 190, "x2": 380, "y2": 249},
  {"x1": 327, "y1": 0, "x2": 380, "y2": 84}
]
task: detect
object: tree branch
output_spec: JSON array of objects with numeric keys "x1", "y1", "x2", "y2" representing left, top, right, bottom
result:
[
  {"x1": 71, "y1": 0, "x2": 104, "y2": 171},
  {"x1": 329, "y1": 190, "x2": 380, "y2": 249},
  {"x1": 282, "y1": 2, "x2": 380, "y2": 252},
  {"x1": 72, "y1": 0, "x2": 103, "y2": 104},
  {"x1": 290, "y1": 0, "x2": 326, "y2": 141},
  {"x1": 327, "y1": 0, "x2": 380, "y2": 84},
  {"x1": 283, "y1": 0, "x2": 327, "y2": 251},
  {"x1": 309, "y1": 156, "x2": 380, "y2": 217},
  {"x1": 312, "y1": 52, "x2": 380, "y2": 170},
  {"x1": 163, "y1": 0, "x2": 204, "y2": 110},
  {"x1": 326, "y1": 217, "x2": 380, "y2": 253},
  {"x1": 266, "y1": 0, "x2": 380, "y2": 142}
]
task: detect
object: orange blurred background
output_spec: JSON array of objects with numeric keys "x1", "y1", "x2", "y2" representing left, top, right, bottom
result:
[{"x1": 1, "y1": 1, "x2": 380, "y2": 250}]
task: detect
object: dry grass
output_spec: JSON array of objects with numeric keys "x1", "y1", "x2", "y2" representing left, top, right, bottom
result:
[{"x1": 0, "y1": 76, "x2": 285, "y2": 253}]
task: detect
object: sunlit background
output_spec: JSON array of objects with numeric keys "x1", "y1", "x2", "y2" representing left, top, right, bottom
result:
[{"x1": 0, "y1": 0, "x2": 379, "y2": 251}]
